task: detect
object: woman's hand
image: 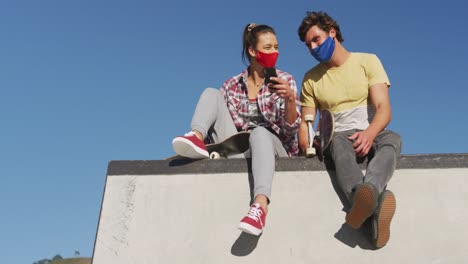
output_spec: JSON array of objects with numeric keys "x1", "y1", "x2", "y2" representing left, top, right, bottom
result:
[{"x1": 269, "y1": 77, "x2": 294, "y2": 102}]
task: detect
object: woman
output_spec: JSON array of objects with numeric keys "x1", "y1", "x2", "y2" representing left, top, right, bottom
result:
[{"x1": 172, "y1": 23, "x2": 301, "y2": 236}]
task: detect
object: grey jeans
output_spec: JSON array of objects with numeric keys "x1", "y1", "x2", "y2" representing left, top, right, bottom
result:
[
  {"x1": 191, "y1": 88, "x2": 288, "y2": 200},
  {"x1": 328, "y1": 129, "x2": 402, "y2": 202}
]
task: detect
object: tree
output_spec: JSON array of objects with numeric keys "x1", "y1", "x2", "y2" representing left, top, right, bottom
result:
[
  {"x1": 33, "y1": 254, "x2": 62, "y2": 264},
  {"x1": 33, "y1": 259, "x2": 50, "y2": 264}
]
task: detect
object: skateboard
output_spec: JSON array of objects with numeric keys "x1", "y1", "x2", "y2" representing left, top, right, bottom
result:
[
  {"x1": 206, "y1": 131, "x2": 251, "y2": 159},
  {"x1": 318, "y1": 108, "x2": 335, "y2": 157}
]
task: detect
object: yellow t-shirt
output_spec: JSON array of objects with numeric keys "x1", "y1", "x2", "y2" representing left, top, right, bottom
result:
[{"x1": 300, "y1": 52, "x2": 390, "y2": 131}]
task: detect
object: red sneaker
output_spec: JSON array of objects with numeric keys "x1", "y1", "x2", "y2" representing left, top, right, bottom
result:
[
  {"x1": 172, "y1": 131, "x2": 209, "y2": 159},
  {"x1": 238, "y1": 203, "x2": 266, "y2": 236}
]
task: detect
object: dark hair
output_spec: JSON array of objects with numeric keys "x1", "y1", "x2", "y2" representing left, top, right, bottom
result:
[
  {"x1": 242, "y1": 23, "x2": 276, "y2": 65},
  {"x1": 297, "y1": 11, "x2": 344, "y2": 43}
]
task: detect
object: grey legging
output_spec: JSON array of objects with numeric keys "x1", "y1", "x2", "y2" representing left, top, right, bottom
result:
[{"x1": 191, "y1": 88, "x2": 288, "y2": 199}]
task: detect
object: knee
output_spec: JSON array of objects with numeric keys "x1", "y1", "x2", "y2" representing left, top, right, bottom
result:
[
  {"x1": 201, "y1": 87, "x2": 222, "y2": 98},
  {"x1": 330, "y1": 133, "x2": 351, "y2": 150},
  {"x1": 332, "y1": 133, "x2": 349, "y2": 144},
  {"x1": 329, "y1": 133, "x2": 355, "y2": 160},
  {"x1": 250, "y1": 127, "x2": 270, "y2": 142},
  {"x1": 380, "y1": 131, "x2": 402, "y2": 154}
]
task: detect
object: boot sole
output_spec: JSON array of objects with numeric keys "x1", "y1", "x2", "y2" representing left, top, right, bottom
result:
[
  {"x1": 375, "y1": 191, "x2": 396, "y2": 248},
  {"x1": 346, "y1": 184, "x2": 377, "y2": 229},
  {"x1": 172, "y1": 138, "x2": 209, "y2": 159},
  {"x1": 238, "y1": 222, "x2": 262, "y2": 236}
]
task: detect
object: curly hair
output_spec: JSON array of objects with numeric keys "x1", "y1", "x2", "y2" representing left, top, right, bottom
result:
[{"x1": 297, "y1": 11, "x2": 344, "y2": 43}]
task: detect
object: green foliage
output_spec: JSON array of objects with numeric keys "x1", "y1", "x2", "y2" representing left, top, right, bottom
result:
[
  {"x1": 33, "y1": 259, "x2": 51, "y2": 264},
  {"x1": 49, "y1": 258, "x2": 91, "y2": 264},
  {"x1": 33, "y1": 255, "x2": 91, "y2": 264}
]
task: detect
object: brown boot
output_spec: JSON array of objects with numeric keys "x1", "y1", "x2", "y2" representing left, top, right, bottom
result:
[
  {"x1": 370, "y1": 190, "x2": 396, "y2": 248},
  {"x1": 346, "y1": 183, "x2": 378, "y2": 229}
]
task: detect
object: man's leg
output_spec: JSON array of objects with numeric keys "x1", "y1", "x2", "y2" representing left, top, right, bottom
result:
[
  {"x1": 329, "y1": 130, "x2": 378, "y2": 229},
  {"x1": 365, "y1": 130, "x2": 401, "y2": 248},
  {"x1": 364, "y1": 130, "x2": 402, "y2": 193},
  {"x1": 329, "y1": 130, "x2": 365, "y2": 200}
]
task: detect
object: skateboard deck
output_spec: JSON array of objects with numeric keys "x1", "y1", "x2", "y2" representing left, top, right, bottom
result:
[
  {"x1": 319, "y1": 108, "x2": 335, "y2": 156},
  {"x1": 206, "y1": 131, "x2": 250, "y2": 159}
]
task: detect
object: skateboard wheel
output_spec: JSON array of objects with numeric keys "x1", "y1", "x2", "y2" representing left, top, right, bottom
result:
[
  {"x1": 209, "y1": 152, "x2": 220, "y2": 159},
  {"x1": 304, "y1": 114, "x2": 314, "y2": 122},
  {"x1": 306, "y1": 147, "x2": 316, "y2": 157}
]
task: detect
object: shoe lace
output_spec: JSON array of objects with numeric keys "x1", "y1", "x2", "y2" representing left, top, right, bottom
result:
[{"x1": 247, "y1": 206, "x2": 263, "y2": 222}]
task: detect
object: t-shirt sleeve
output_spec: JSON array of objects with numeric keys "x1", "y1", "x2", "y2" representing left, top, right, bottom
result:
[
  {"x1": 367, "y1": 54, "x2": 391, "y2": 89},
  {"x1": 300, "y1": 73, "x2": 317, "y2": 108}
]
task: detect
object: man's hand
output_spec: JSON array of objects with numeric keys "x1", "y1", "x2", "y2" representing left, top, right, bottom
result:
[
  {"x1": 348, "y1": 130, "x2": 376, "y2": 157},
  {"x1": 348, "y1": 83, "x2": 391, "y2": 157}
]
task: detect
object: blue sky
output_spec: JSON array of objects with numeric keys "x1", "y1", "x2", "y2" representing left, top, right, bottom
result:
[{"x1": 1, "y1": 0, "x2": 467, "y2": 263}]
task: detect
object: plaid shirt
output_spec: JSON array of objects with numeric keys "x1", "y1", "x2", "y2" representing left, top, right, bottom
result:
[{"x1": 220, "y1": 68, "x2": 301, "y2": 156}]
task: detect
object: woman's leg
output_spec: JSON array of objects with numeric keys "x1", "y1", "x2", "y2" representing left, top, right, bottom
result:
[
  {"x1": 238, "y1": 126, "x2": 287, "y2": 235},
  {"x1": 249, "y1": 126, "x2": 288, "y2": 211},
  {"x1": 191, "y1": 88, "x2": 238, "y2": 141},
  {"x1": 173, "y1": 88, "x2": 238, "y2": 158}
]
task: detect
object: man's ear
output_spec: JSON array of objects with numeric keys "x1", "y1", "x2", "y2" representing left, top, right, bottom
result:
[{"x1": 329, "y1": 27, "x2": 337, "y2": 39}]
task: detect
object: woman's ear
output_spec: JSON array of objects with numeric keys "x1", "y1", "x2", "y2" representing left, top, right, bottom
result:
[{"x1": 248, "y1": 46, "x2": 256, "y2": 58}]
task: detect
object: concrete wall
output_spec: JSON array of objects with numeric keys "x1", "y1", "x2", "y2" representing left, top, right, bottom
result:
[{"x1": 92, "y1": 154, "x2": 468, "y2": 264}]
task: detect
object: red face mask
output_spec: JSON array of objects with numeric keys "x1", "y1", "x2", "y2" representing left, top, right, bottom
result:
[{"x1": 255, "y1": 50, "x2": 279, "y2": 68}]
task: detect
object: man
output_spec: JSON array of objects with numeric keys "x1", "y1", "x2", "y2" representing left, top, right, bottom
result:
[{"x1": 297, "y1": 11, "x2": 402, "y2": 248}]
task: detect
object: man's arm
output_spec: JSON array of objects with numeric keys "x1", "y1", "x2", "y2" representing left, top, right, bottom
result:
[
  {"x1": 298, "y1": 106, "x2": 317, "y2": 155},
  {"x1": 349, "y1": 83, "x2": 391, "y2": 156}
]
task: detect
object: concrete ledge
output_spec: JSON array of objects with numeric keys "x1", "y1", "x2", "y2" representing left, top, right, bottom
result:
[
  {"x1": 107, "y1": 153, "x2": 468, "y2": 175},
  {"x1": 93, "y1": 154, "x2": 468, "y2": 264}
]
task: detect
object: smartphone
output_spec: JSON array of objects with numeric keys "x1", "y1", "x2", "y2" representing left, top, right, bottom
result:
[{"x1": 264, "y1": 67, "x2": 278, "y2": 86}]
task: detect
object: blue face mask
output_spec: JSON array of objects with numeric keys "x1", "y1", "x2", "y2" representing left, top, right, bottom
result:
[{"x1": 311, "y1": 36, "x2": 335, "y2": 62}]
